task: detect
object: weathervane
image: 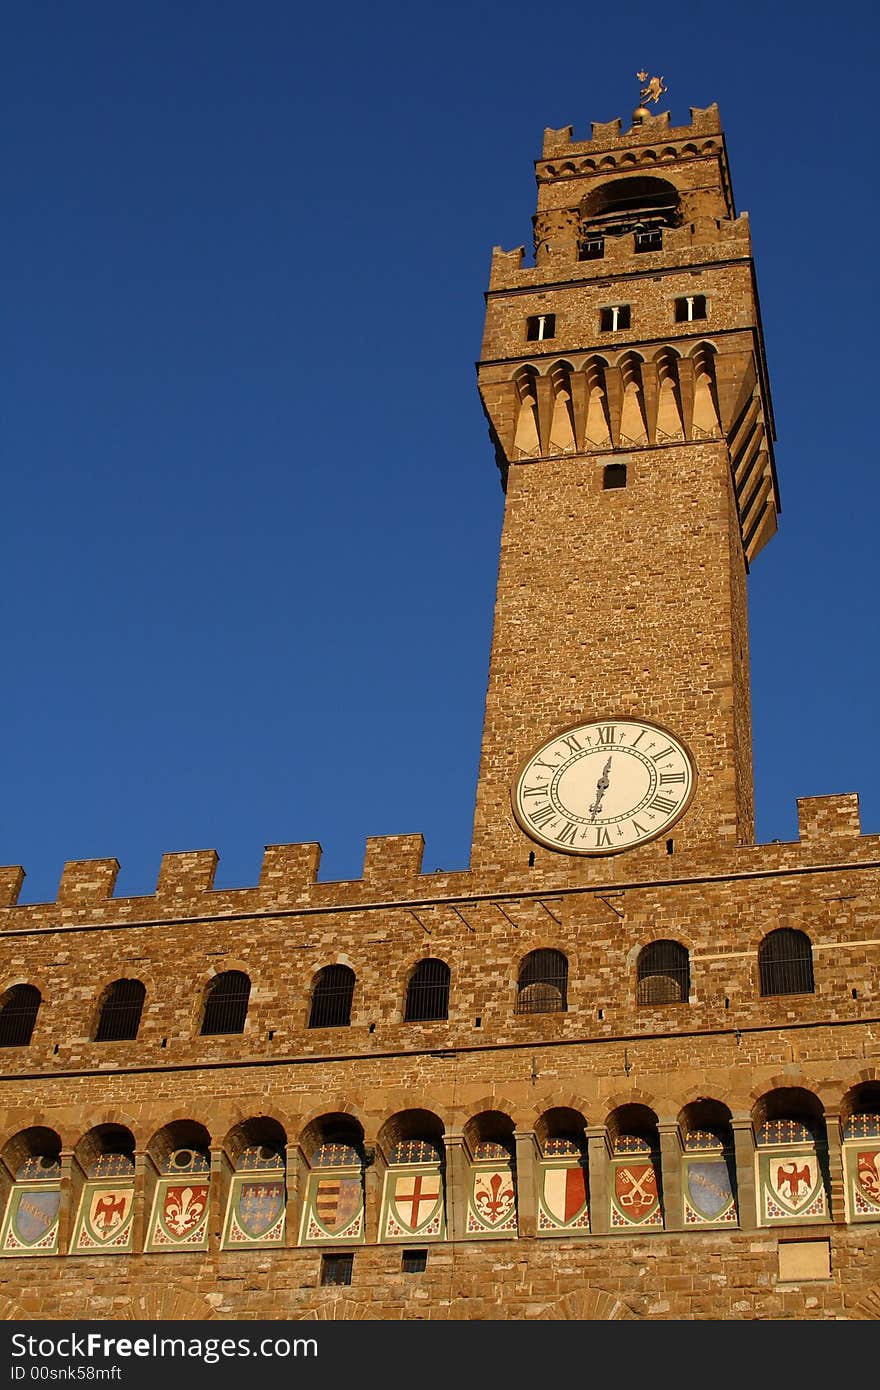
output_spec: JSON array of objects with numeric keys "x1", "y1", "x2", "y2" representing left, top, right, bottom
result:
[{"x1": 634, "y1": 70, "x2": 668, "y2": 120}]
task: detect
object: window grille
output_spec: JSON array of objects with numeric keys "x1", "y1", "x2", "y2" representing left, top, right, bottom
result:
[
  {"x1": 0, "y1": 985, "x2": 41, "y2": 1047},
  {"x1": 636, "y1": 940, "x2": 690, "y2": 1004},
  {"x1": 603, "y1": 463, "x2": 627, "y2": 490},
  {"x1": 404, "y1": 959, "x2": 450, "y2": 1021},
  {"x1": 402, "y1": 1249, "x2": 428, "y2": 1273},
  {"x1": 201, "y1": 970, "x2": 251, "y2": 1035},
  {"x1": 94, "y1": 979, "x2": 146, "y2": 1042},
  {"x1": 758, "y1": 929, "x2": 814, "y2": 996},
  {"x1": 634, "y1": 228, "x2": 663, "y2": 252},
  {"x1": 674, "y1": 294, "x2": 707, "y2": 322},
  {"x1": 320, "y1": 1252, "x2": 353, "y2": 1286},
  {"x1": 516, "y1": 949, "x2": 568, "y2": 1015},
  {"x1": 599, "y1": 304, "x2": 630, "y2": 332},
  {"x1": 308, "y1": 965, "x2": 355, "y2": 1028},
  {"x1": 526, "y1": 313, "x2": 555, "y2": 342}
]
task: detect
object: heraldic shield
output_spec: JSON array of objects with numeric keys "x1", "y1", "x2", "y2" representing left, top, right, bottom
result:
[
  {"x1": 71, "y1": 1183, "x2": 135, "y2": 1252},
  {"x1": 0, "y1": 1186, "x2": 60, "y2": 1254},
  {"x1": 762, "y1": 1152, "x2": 825, "y2": 1221},
  {"x1": 467, "y1": 1169, "x2": 517, "y2": 1234},
  {"x1": 683, "y1": 1159, "x2": 736, "y2": 1224},
  {"x1": 146, "y1": 1180, "x2": 210, "y2": 1250},
  {"x1": 540, "y1": 1166, "x2": 589, "y2": 1232},
  {"x1": 300, "y1": 1173, "x2": 364, "y2": 1244},
  {"x1": 222, "y1": 1177, "x2": 286, "y2": 1248},
  {"x1": 385, "y1": 1171, "x2": 443, "y2": 1238},
  {"x1": 846, "y1": 1147, "x2": 880, "y2": 1219},
  {"x1": 611, "y1": 1161, "x2": 661, "y2": 1227}
]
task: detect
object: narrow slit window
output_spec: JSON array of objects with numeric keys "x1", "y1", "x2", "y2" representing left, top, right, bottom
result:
[
  {"x1": 526, "y1": 313, "x2": 555, "y2": 342},
  {"x1": 674, "y1": 294, "x2": 707, "y2": 322},
  {"x1": 600, "y1": 305, "x2": 630, "y2": 332}
]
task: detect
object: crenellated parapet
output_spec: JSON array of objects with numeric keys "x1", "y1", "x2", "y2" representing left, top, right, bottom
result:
[
  {"x1": 540, "y1": 105, "x2": 723, "y2": 159},
  {"x1": 0, "y1": 798, "x2": 875, "y2": 926}
]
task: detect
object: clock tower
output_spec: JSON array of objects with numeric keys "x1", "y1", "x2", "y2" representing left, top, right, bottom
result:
[{"x1": 470, "y1": 99, "x2": 778, "y2": 871}]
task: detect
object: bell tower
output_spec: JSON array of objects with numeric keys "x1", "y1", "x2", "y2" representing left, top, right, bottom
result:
[{"x1": 470, "y1": 97, "x2": 779, "y2": 872}]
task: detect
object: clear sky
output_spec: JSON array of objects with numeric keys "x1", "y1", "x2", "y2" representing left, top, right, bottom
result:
[{"x1": 2, "y1": 0, "x2": 878, "y2": 904}]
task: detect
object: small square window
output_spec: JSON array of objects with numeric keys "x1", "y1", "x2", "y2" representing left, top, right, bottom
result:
[
  {"x1": 402, "y1": 1249, "x2": 428, "y2": 1274},
  {"x1": 603, "y1": 463, "x2": 627, "y2": 490},
  {"x1": 320, "y1": 1252, "x2": 353, "y2": 1286},
  {"x1": 634, "y1": 229, "x2": 662, "y2": 253},
  {"x1": 674, "y1": 294, "x2": 707, "y2": 322},
  {"x1": 526, "y1": 313, "x2": 555, "y2": 342},
  {"x1": 599, "y1": 305, "x2": 630, "y2": 332}
]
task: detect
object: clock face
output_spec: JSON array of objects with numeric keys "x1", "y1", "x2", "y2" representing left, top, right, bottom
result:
[{"x1": 512, "y1": 718, "x2": 696, "y2": 856}]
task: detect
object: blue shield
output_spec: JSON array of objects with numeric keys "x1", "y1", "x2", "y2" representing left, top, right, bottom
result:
[
  {"x1": 13, "y1": 1188, "x2": 60, "y2": 1245},
  {"x1": 686, "y1": 1160, "x2": 734, "y2": 1219},
  {"x1": 236, "y1": 1181, "x2": 284, "y2": 1238}
]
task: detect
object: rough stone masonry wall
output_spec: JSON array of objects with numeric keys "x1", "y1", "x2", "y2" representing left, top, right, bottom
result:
[{"x1": 0, "y1": 796, "x2": 878, "y2": 1319}]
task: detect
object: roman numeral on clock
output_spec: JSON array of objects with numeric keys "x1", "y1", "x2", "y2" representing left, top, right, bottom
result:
[
  {"x1": 556, "y1": 821, "x2": 578, "y2": 845},
  {"x1": 595, "y1": 725, "x2": 617, "y2": 745},
  {"x1": 528, "y1": 804, "x2": 557, "y2": 829},
  {"x1": 649, "y1": 794, "x2": 679, "y2": 814},
  {"x1": 660, "y1": 772, "x2": 686, "y2": 785}
]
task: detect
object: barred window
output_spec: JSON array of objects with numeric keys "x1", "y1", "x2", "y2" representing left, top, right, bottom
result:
[
  {"x1": 94, "y1": 979, "x2": 146, "y2": 1042},
  {"x1": 758, "y1": 929, "x2": 814, "y2": 997},
  {"x1": 404, "y1": 959, "x2": 450, "y2": 1022},
  {"x1": 0, "y1": 985, "x2": 41, "y2": 1047},
  {"x1": 201, "y1": 970, "x2": 250, "y2": 1035},
  {"x1": 320, "y1": 1252, "x2": 353, "y2": 1286},
  {"x1": 308, "y1": 965, "x2": 355, "y2": 1028},
  {"x1": 635, "y1": 227, "x2": 663, "y2": 252},
  {"x1": 402, "y1": 1249, "x2": 428, "y2": 1273},
  {"x1": 516, "y1": 950, "x2": 567, "y2": 1015},
  {"x1": 637, "y1": 940, "x2": 690, "y2": 1004}
]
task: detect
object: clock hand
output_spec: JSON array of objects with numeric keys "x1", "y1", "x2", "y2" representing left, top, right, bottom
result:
[{"x1": 589, "y1": 756, "x2": 613, "y2": 820}]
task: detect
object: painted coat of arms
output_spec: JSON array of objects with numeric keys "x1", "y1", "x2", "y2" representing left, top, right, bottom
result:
[
  {"x1": 72, "y1": 1184, "x2": 135, "y2": 1251},
  {"x1": 471, "y1": 1170, "x2": 516, "y2": 1229},
  {"x1": 236, "y1": 1180, "x2": 285, "y2": 1238},
  {"x1": 768, "y1": 1156, "x2": 819, "y2": 1213},
  {"x1": 855, "y1": 1149, "x2": 880, "y2": 1207},
  {"x1": 541, "y1": 1167, "x2": 588, "y2": 1228},
  {"x1": 313, "y1": 1176, "x2": 362, "y2": 1236},
  {"x1": 684, "y1": 1160, "x2": 736, "y2": 1223},
  {"x1": 146, "y1": 1181, "x2": 211, "y2": 1249},
  {"x1": 0, "y1": 1187, "x2": 60, "y2": 1253},
  {"x1": 612, "y1": 1162, "x2": 660, "y2": 1225},
  {"x1": 389, "y1": 1173, "x2": 442, "y2": 1234}
]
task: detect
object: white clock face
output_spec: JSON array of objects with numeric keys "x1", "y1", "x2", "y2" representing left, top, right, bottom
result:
[{"x1": 512, "y1": 718, "x2": 696, "y2": 856}]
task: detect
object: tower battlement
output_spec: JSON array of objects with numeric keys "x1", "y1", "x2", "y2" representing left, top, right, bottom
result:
[{"x1": 540, "y1": 103, "x2": 724, "y2": 158}]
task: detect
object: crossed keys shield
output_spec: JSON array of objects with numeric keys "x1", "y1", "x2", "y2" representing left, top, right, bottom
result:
[{"x1": 614, "y1": 1162, "x2": 658, "y2": 1220}]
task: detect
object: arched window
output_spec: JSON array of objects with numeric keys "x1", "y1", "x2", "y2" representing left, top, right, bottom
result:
[
  {"x1": 308, "y1": 965, "x2": 355, "y2": 1028},
  {"x1": 516, "y1": 950, "x2": 567, "y2": 1014},
  {"x1": 758, "y1": 929, "x2": 814, "y2": 997},
  {"x1": 201, "y1": 970, "x2": 250, "y2": 1035},
  {"x1": 637, "y1": 940, "x2": 689, "y2": 1004},
  {"x1": 404, "y1": 959, "x2": 450, "y2": 1022},
  {"x1": 0, "y1": 985, "x2": 41, "y2": 1047},
  {"x1": 94, "y1": 979, "x2": 146, "y2": 1042}
]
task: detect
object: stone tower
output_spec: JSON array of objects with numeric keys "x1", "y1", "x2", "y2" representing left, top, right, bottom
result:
[
  {"x1": 471, "y1": 101, "x2": 779, "y2": 872},
  {"x1": 0, "y1": 97, "x2": 878, "y2": 1324}
]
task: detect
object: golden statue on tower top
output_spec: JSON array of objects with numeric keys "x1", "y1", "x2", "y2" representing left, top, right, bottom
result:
[{"x1": 634, "y1": 71, "x2": 668, "y2": 122}]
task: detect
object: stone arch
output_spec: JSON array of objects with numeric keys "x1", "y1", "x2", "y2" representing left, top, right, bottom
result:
[
  {"x1": 300, "y1": 1297, "x2": 380, "y2": 1320},
  {"x1": 121, "y1": 1288, "x2": 218, "y2": 1320},
  {"x1": 851, "y1": 1284, "x2": 880, "y2": 1320},
  {"x1": 538, "y1": 1288, "x2": 640, "y2": 1320}
]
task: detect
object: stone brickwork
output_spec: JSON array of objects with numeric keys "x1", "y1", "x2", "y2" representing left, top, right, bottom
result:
[{"x1": 0, "y1": 103, "x2": 877, "y2": 1321}]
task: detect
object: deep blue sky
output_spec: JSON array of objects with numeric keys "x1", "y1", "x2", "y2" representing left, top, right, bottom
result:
[{"x1": 3, "y1": 1, "x2": 878, "y2": 903}]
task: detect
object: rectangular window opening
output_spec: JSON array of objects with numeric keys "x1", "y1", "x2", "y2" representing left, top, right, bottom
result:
[
  {"x1": 320, "y1": 1252, "x2": 353, "y2": 1287},
  {"x1": 603, "y1": 463, "x2": 627, "y2": 490},
  {"x1": 674, "y1": 294, "x2": 707, "y2": 323},
  {"x1": 402, "y1": 1249, "x2": 428, "y2": 1274},
  {"x1": 579, "y1": 236, "x2": 604, "y2": 261},
  {"x1": 634, "y1": 228, "x2": 662, "y2": 253},
  {"x1": 526, "y1": 313, "x2": 556, "y2": 342},
  {"x1": 599, "y1": 305, "x2": 630, "y2": 332}
]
